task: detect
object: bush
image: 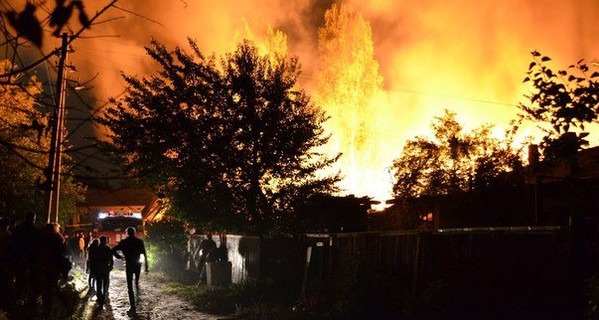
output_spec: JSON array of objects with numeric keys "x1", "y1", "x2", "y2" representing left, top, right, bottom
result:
[{"x1": 145, "y1": 219, "x2": 188, "y2": 273}]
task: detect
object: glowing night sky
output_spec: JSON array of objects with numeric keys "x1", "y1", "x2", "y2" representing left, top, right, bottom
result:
[{"x1": 15, "y1": 0, "x2": 599, "y2": 201}]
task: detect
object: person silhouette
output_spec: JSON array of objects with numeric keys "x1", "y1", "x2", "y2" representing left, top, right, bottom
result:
[
  {"x1": 112, "y1": 227, "x2": 148, "y2": 314},
  {"x1": 198, "y1": 232, "x2": 216, "y2": 283},
  {"x1": 103, "y1": 237, "x2": 112, "y2": 301},
  {"x1": 92, "y1": 236, "x2": 113, "y2": 308},
  {"x1": 0, "y1": 217, "x2": 13, "y2": 312},
  {"x1": 11, "y1": 211, "x2": 40, "y2": 313},
  {"x1": 86, "y1": 238, "x2": 99, "y2": 291},
  {"x1": 39, "y1": 222, "x2": 68, "y2": 318}
]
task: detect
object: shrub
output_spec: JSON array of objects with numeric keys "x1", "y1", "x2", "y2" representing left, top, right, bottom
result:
[{"x1": 145, "y1": 219, "x2": 188, "y2": 274}]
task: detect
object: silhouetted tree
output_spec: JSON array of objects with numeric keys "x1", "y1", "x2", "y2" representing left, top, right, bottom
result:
[
  {"x1": 0, "y1": 61, "x2": 84, "y2": 223},
  {"x1": 519, "y1": 51, "x2": 599, "y2": 165},
  {"x1": 0, "y1": 0, "x2": 127, "y2": 221},
  {"x1": 0, "y1": 0, "x2": 159, "y2": 178},
  {"x1": 390, "y1": 110, "x2": 524, "y2": 198},
  {"x1": 100, "y1": 39, "x2": 340, "y2": 234}
]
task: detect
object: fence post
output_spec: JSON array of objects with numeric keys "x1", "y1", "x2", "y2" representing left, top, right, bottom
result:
[{"x1": 412, "y1": 232, "x2": 422, "y2": 295}]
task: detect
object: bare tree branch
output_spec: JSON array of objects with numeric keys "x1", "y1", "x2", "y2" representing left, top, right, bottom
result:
[{"x1": 113, "y1": 5, "x2": 164, "y2": 28}]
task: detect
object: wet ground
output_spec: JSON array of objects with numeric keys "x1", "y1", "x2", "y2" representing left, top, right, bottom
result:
[{"x1": 79, "y1": 268, "x2": 224, "y2": 320}]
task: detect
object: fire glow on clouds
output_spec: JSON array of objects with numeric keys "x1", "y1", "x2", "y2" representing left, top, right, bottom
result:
[{"x1": 36, "y1": 0, "x2": 599, "y2": 201}]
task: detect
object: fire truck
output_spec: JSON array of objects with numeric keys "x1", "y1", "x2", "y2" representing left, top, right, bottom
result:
[{"x1": 96, "y1": 211, "x2": 145, "y2": 246}]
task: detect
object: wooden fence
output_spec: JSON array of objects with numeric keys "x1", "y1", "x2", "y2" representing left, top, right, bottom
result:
[{"x1": 190, "y1": 226, "x2": 591, "y2": 319}]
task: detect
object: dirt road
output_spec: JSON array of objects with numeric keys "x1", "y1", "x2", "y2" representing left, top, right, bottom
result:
[{"x1": 79, "y1": 268, "x2": 223, "y2": 320}]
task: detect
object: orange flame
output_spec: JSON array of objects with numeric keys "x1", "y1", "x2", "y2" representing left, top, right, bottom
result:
[{"x1": 20, "y1": 0, "x2": 599, "y2": 202}]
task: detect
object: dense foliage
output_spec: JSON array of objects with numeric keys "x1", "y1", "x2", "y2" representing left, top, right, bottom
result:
[
  {"x1": 390, "y1": 110, "x2": 524, "y2": 198},
  {"x1": 100, "y1": 39, "x2": 340, "y2": 234},
  {"x1": 519, "y1": 51, "x2": 599, "y2": 165},
  {"x1": 0, "y1": 61, "x2": 84, "y2": 224},
  {"x1": 145, "y1": 219, "x2": 188, "y2": 272}
]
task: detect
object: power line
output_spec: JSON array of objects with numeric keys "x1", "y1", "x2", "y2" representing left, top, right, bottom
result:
[
  {"x1": 74, "y1": 45, "x2": 147, "y2": 58},
  {"x1": 295, "y1": 72, "x2": 519, "y2": 108}
]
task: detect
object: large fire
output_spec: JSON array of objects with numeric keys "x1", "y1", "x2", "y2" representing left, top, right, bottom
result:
[{"x1": 18, "y1": 0, "x2": 599, "y2": 203}]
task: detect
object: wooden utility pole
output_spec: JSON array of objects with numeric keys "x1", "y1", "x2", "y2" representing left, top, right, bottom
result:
[{"x1": 45, "y1": 33, "x2": 69, "y2": 224}]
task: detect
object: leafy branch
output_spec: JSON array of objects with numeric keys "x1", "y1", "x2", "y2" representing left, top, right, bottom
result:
[
  {"x1": 0, "y1": 0, "x2": 119, "y2": 80},
  {"x1": 519, "y1": 51, "x2": 599, "y2": 164}
]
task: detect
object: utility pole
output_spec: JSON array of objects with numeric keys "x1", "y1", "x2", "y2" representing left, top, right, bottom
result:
[{"x1": 45, "y1": 33, "x2": 69, "y2": 224}]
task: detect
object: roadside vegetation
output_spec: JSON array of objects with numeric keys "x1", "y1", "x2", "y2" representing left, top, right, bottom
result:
[{"x1": 149, "y1": 270, "x2": 304, "y2": 320}]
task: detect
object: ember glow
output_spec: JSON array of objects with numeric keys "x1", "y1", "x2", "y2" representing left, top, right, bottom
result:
[{"x1": 25, "y1": 0, "x2": 599, "y2": 202}]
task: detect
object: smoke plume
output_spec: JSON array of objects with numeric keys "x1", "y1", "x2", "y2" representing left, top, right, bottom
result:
[{"x1": 12, "y1": 0, "x2": 599, "y2": 199}]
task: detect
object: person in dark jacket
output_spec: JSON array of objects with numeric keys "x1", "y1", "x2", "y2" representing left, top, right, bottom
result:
[
  {"x1": 86, "y1": 238, "x2": 99, "y2": 291},
  {"x1": 11, "y1": 211, "x2": 40, "y2": 313},
  {"x1": 103, "y1": 237, "x2": 112, "y2": 301},
  {"x1": 112, "y1": 227, "x2": 148, "y2": 314},
  {"x1": 39, "y1": 222, "x2": 68, "y2": 318},
  {"x1": 198, "y1": 232, "x2": 216, "y2": 283},
  {"x1": 0, "y1": 217, "x2": 13, "y2": 312},
  {"x1": 91, "y1": 236, "x2": 113, "y2": 308}
]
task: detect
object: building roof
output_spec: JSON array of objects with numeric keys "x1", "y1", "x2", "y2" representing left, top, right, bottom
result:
[
  {"x1": 530, "y1": 145, "x2": 599, "y2": 179},
  {"x1": 79, "y1": 188, "x2": 163, "y2": 221}
]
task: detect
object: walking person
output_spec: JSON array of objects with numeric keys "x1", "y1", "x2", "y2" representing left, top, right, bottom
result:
[
  {"x1": 92, "y1": 236, "x2": 113, "y2": 309},
  {"x1": 112, "y1": 227, "x2": 148, "y2": 314},
  {"x1": 103, "y1": 237, "x2": 112, "y2": 301},
  {"x1": 86, "y1": 238, "x2": 99, "y2": 292}
]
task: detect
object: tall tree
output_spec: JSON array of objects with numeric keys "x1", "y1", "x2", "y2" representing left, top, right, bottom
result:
[
  {"x1": 100, "y1": 39, "x2": 340, "y2": 234},
  {"x1": 0, "y1": 60, "x2": 84, "y2": 224},
  {"x1": 391, "y1": 110, "x2": 524, "y2": 198},
  {"x1": 519, "y1": 51, "x2": 599, "y2": 165},
  {"x1": 0, "y1": 0, "x2": 137, "y2": 218},
  {"x1": 1, "y1": 1, "x2": 160, "y2": 183}
]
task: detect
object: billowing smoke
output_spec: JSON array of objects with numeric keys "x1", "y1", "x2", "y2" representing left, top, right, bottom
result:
[{"x1": 13, "y1": 0, "x2": 599, "y2": 199}]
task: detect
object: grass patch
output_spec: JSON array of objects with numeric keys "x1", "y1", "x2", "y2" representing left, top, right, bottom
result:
[{"x1": 160, "y1": 278, "x2": 301, "y2": 319}]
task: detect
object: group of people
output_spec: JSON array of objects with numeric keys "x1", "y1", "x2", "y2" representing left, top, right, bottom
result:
[
  {"x1": 0, "y1": 211, "x2": 150, "y2": 317},
  {"x1": 86, "y1": 227, "x2": 149, "y2": 314},
  {"x1": 0, "y1": 212, "x2": 71, "y2": 319},
  {"x1": 86, "y1": 235, "x2": 114, "y2": 308},
  {"x1": 67, "y1": 231, "x2": 92, "y2": 265}
]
